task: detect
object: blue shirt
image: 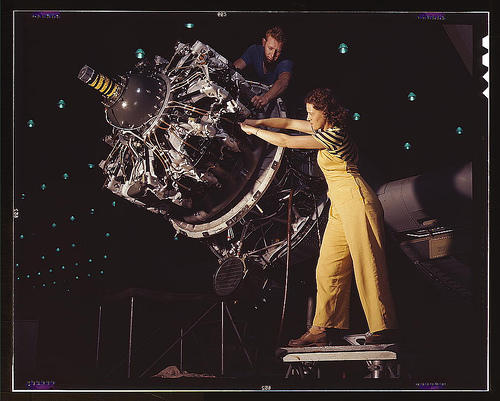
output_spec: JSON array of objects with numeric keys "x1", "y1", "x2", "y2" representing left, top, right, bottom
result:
[{"x1": 240, "y1": 44, "x2": 293, "y2": 85}]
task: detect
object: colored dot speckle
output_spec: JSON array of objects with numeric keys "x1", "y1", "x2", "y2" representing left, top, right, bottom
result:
[
  {"x1": 338, "y1": 43, "x2": 348, "y2": 54},
  {"x1": 135, "y1": 48, "x2": 146, "y2": 58}
]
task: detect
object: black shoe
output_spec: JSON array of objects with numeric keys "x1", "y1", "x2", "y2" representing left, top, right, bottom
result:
[{"x1": 364, "y1": 329, "x2": 399, "y2": 345}]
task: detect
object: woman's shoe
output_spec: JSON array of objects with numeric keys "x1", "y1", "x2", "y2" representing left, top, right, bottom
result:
[
  {"x1": 288, "y1": 330, "x2": 328, "y2": 347},
  {"x1": 364, "y1": 329, "x2": 399, "y2": 345}
]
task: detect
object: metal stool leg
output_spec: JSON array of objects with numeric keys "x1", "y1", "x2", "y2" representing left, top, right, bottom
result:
[
  {"x1": 96, "y1": 305, "x2": 102, "y2": 372},
  {"x1": 127, "y1": 296, "x2": 134, "y2": 378}
]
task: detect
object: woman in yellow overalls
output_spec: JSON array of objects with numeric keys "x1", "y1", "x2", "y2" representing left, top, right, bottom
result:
[{"x1": 239, "y1": 88, "x2": 398, "y2": 345}]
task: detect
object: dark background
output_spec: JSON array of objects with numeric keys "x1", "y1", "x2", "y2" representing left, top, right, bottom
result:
[{"x1": 1, "y1": 5, "x2": 491, "y2": 395}]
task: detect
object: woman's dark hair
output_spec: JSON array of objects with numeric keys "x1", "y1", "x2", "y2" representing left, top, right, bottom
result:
[{"x1": 304, "y1": 88, "x2": 348, "y2": 129}]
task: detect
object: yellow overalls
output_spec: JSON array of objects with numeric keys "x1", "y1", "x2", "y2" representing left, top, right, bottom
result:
[{"x1": 312, "y1": 149, "x2": 398, "y2": 333}]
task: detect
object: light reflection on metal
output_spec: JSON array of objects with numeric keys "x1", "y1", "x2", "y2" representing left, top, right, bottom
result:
[{"x1": 80, "y1": 40, "x2": 328, "y2": 280}]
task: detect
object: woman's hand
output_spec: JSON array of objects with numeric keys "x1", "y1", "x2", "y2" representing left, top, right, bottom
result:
[
  {"x1": 239, "y1": 123, "x2": 257, "y2": 135},
  {"x1": 242, "y1": 119, "x2": 260, "y2": 127}
]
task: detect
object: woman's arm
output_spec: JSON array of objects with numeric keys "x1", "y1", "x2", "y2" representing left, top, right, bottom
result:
[
  {"x1": 239, "y1": 123, "x2": 325, "y2": 150},
  {"x1": 243, "y1": 117, "x2": 314, "y2": 135}
]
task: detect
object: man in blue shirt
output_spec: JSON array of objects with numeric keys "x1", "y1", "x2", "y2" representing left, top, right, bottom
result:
[{"x1": 233, "y1": 26, "x2": 293, "y2": 109}]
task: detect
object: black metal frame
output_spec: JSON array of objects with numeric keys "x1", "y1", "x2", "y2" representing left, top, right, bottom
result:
[{"x1": 95, "y1": 289, "x2": 257, "y2": 378}]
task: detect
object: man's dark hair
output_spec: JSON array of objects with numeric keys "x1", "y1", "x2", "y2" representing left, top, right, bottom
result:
[
  {"x1": 305, "y1": 88, "x2": 348, "y2": 129},
  {"x1": 265, "y1": 26, "x2": 287, "y2": 44}
]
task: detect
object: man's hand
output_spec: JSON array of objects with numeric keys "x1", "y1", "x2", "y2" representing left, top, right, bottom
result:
[
  {"x1": 251, "y1": 94, "x2": 270, "y2": 109},
  {"x1": 251, "y1": 72, "x2": 291, "y2": 109}
]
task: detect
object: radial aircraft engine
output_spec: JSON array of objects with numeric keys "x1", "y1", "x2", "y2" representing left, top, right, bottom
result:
[{"x1": 79, "y1": 40, "x2": 328, "y2": 300}]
